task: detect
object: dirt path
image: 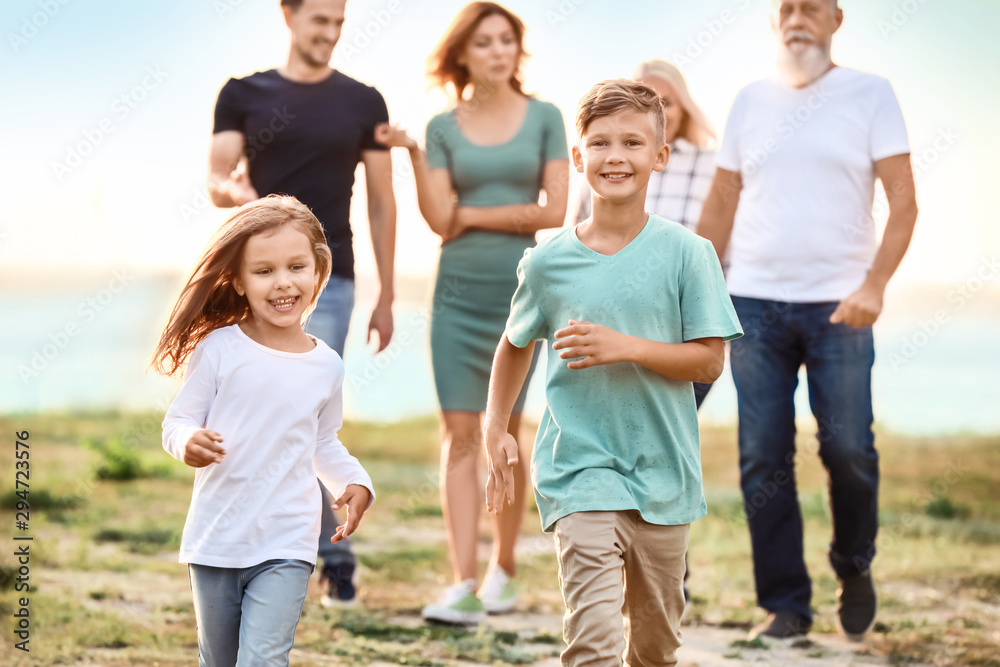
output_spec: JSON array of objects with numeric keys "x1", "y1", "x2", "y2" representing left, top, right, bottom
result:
[{"x1": 377, "y1": 611, "x2": 932, "y2": 667}]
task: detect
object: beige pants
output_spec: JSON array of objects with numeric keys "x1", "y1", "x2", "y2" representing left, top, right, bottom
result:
[{"x1": 553, "y1": 511, "x2": 690, "y2": 667}]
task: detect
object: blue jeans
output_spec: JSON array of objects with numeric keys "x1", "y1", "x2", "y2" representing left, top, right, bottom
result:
[
  {"x1": 304, "y1": 275, "x2": 355, "y2": 566},
  {"x1": 729, "y1": 296, "x2": 878, "y2": 623},
  {"x1": 188, "y1": 559, "x2": 313, "y2": 666},
  {"x1": 693, "y1": 381, "x2": 712, "y2": 408}
]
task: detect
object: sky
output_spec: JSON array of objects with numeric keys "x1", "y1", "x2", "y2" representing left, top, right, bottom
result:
[{"x1": 0, "y1": 0, "x2": 997, "y2": 288}]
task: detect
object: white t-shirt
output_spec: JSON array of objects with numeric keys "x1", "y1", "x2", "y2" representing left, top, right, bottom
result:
[
  {"x1": 716, "y1": 67, "x2": 910, "y2": 301},
  {"x1": 162, "y1": 325, "x2": 374, "y2": 568}
]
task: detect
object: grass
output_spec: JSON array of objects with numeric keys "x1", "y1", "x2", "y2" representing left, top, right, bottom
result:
[{"x1": 1, "y1": 412, "x2": 999, "y2": 666}]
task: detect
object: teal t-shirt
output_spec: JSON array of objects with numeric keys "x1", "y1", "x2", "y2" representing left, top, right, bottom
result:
[
  {"x1": 425, "y1": 98, "x2": 568, "y2": 207},
  {"x1": 505, "y1": 215, "x2": 743, "y2": 531}
]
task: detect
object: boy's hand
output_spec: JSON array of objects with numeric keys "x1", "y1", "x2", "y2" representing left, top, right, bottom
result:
[
  {"x1": 183, "y1": 430, "x2": 225, "y2": 468},
  {"x1": 484, "y1": 431, "x2": 518, "y2": 513},
  {"x1": 330, "y1": 484, "x2": 372, "y2": 543},
  {"x1": 553, "y1": 319, "x2": 630, "y2": 369}
]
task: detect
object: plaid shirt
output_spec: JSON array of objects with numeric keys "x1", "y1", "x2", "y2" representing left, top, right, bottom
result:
[{"x1": 576, "y1": 138, "x2": 716, "y2": 232}]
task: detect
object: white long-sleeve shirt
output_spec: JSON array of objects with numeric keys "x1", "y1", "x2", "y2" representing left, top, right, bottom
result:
[{"x1": 162, "y1": 324, "x2": 374, "y2": 568}]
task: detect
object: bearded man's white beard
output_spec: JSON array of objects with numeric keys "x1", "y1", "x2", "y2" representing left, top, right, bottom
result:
[{"x1": 776, "y1": 37, "x2": 832, "y2": 87}]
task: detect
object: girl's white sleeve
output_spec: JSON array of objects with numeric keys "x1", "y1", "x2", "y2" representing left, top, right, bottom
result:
[
  {"x1": 313, "y1": 382, "x2": 375, "y2": 508},
  {"x1": 161, "y1": 343, "x2": 219, "y2": 462}
]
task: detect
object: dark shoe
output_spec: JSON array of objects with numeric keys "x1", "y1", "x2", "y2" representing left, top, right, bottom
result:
[
  {"x1": 320, "y1": 562, "x2": 356, "y2": 608},
  {"x1": 747, "y1": 610, "x2": 812, "y2": 641},
  {"x1": 837, "y1": 572, "x2": 877, "y2": 641}
]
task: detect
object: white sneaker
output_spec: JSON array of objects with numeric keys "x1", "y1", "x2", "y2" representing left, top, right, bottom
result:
[
  {"x1": 478, "y1": 566, "x2": 518, "y2": 614},
  {"x1": 422, "y1": 579, "x2": 485, "y2": 625}
]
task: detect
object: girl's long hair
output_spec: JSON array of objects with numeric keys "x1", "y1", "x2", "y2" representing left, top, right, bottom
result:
[
  {"x1": 428, "y1": 2, "x2": 528, "y2": 100},
  {"x1": 150, "y1": 195, "x2": 332, "y2": 377}
]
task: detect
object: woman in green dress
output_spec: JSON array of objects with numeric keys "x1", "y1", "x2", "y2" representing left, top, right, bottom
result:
[{"x1": 376, "y1": 1, "x2": 569, "y2": 625}]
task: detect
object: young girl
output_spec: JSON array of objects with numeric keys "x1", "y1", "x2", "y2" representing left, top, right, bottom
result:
[
  {"x1": 376, "y1": 1, "x2": 569, "y2": 625},
  {"x1": 151, "y1": 195, "x2": 374, "y2": 666}
]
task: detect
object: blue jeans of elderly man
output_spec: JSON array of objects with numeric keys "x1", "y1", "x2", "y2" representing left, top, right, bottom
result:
[{"x1": 729, "y1": 296, "x2": 879, "y2": 626}]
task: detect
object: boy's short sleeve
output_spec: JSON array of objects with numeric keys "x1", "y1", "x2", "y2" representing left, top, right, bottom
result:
[
  {"x1": 505, "y1": 248, "x2": 548, "y2": 347},
  {"x1": 541, "y1": 102, "x2": 569, "y2": 163},
  {"x1": 425, "y1": 113, "x2": 451, "y2": 171},
  {"x1": 679, "y1": 238, "x2": 743, "y2": 342}
]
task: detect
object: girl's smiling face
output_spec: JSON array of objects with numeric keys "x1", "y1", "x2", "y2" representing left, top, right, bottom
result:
[{"x1": 234, "y1": 224, "x2": 320, "y2": 336}]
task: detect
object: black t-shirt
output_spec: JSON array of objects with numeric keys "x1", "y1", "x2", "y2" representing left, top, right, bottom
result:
[{"x1": 213, "y1": 69, "x2": 389, "y2": 279}]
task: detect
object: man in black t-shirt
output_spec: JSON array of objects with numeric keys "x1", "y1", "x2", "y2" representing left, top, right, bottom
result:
[{"x1": 207, "y1": 0, "x2": 396, "y2": 607}]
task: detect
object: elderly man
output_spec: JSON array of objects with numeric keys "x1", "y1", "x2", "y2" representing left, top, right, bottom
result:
[
  {"x1": 207, "y1": 0, "x2": 397, "y2": 607},
  {"x1": 698, "y1": 0, "x2": 917, "y2": 641}
]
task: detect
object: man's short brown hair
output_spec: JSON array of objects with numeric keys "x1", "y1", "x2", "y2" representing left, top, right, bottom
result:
[{"x1": 575, "y1": 79, "x2": 666, "y2": 147}]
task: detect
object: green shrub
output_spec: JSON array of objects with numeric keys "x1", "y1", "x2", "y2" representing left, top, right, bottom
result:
[{"x1": 925, "y1": 496, "x2": 971, "y2": 520}]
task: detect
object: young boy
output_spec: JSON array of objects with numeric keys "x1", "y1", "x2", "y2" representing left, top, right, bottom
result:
[{"x1": 482, "y1": 79, "x2": 743, "y2": 666}]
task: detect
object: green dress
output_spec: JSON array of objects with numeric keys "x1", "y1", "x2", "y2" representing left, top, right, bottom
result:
[{"x1": 425, "y1": 98, "x2": 568, "y2": 412}]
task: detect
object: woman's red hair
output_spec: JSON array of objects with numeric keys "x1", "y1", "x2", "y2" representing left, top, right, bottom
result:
[{"x1": 428, "y1": 2, "x2": 528, "y2": 100}]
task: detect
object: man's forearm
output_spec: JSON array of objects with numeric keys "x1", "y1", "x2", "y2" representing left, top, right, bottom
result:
[
  {"x1": 863, "y1": 204, "x2": 917, "y2": 293},
  {"x1": 696, "y1": 168, "x2": 742, "y2": 261},
  {"x1": 368, "y1": 199, "x2": 397, "y2": 305}
]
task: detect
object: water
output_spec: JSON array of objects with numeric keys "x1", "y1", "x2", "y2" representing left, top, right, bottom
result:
[{"x1": 4, "y1": 274, "x2": 999, "y2": 435}]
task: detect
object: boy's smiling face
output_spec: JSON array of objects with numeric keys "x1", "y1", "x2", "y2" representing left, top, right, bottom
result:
[{"x1": 573, "y1": 110, "x2": 669, "y2": 206}]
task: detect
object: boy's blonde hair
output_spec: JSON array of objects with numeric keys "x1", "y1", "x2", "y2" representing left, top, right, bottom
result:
[{"x1": 575, "y1": 79, "x2": 666, "y2": 148}]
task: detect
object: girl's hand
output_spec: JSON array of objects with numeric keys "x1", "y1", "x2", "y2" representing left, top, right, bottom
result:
[
  {"x1": 330, "y1": 484, "x2": 373, "y2": 543},
  {"x1": 552, "y1": 319, "x2": 630, "y2": 369},
  {"x1": 374, "y1": 123, "x2": 417, "y2": 150},
  {"x1": 183, "y1": 430, "x2": 226, "y2": 467}
]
